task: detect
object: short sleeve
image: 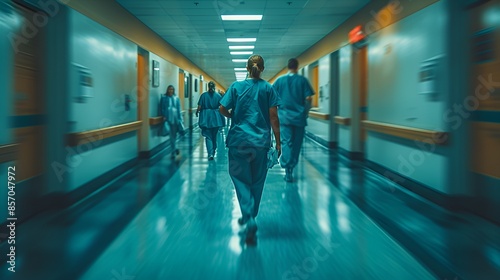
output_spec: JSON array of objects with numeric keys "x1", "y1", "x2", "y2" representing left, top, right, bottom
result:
[
  {"x1": 220, "y1": 84, "x2": 234, "y2": 110},
  {"x1": 268, "y1": 85, "x2": 280, "y2": 108},
  {"x1": 197, "y1": 94, "x2": 203, "y2": 106},
  {"x1": 304, "y1": 78, "x2": 314, "y2": 97},
  {"x1": 272, "y1": 78, "x2": 280, "y2": 93}
]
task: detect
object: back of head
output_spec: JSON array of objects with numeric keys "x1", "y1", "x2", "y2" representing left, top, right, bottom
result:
[
  {"x1": 247, "y1": 55, "x2": 265, "y2": 79},
  {"x1": 287, "y1": 58, "x2": 299, "y2": 71},
  {"x1": 208, "y1": 81, "x2": 216, "y2": 92}
]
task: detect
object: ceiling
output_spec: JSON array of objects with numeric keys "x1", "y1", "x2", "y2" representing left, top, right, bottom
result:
[{"x1": 116, "y1": 0, "x2": 370, "y2": 88}]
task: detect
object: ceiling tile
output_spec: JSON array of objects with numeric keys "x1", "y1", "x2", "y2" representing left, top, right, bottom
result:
[{"x1": 117, "y1": 0, "x2": 370, "y2": 88}]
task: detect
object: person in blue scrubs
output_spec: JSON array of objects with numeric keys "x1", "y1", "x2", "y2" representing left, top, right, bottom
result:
[
  {"x1": 160, "y1": 85, "x2": 184, "y2": 158},
  {"x1": 272, "y1": 58, "x2": 314, "y2": 182},
  {"x1": 196, "y1": 81, "x2": 225, "y2": 160},
  {"x1": 219, "y1": 55, "x2": 281, "y2": 243}
]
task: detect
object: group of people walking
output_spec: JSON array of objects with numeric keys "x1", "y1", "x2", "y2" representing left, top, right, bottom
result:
[{"x1": 160, "y1": 55, "x2": 314, "y2": 244}]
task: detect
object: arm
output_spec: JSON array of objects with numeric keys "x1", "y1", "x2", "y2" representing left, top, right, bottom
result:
[
  {"x1": 219, "y1": 105, "x2": 232, "y2": 118},
  {"x1": 176, "y1": 98, "x2": 183, "y2": 123},
  {"x1": 159, "y1": 97, "x2": 166, "y2": 121},
  {"x1": 305, "y1": 95, "x2": 313, "y2": 111},
  {"x1": 269, "y1": 106, "x2": 281, "y2": 156},
  {"x1": 195, "y1": 105, "x2": 201, "y2": 117},
  {"x1": 305, "y1": 78, "x2": 314, "y2": 109}
]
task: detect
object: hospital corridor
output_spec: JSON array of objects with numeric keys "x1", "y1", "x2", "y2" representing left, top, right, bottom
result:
[{"x1": 1, "y1": 0, "x2": 500, "y2": 279}]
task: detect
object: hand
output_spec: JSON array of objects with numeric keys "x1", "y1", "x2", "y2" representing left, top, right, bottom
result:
[
  {"x1": 195, "y1": 111, "x2": 199, "y2": 117},
  {"x1": 276, "y1": 144, "x2": 282, "y2": 157}
]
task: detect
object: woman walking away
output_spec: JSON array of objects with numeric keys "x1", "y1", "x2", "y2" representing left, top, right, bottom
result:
[{"x1": 219, "y1": 55, "x2": 281, "y2": 244}]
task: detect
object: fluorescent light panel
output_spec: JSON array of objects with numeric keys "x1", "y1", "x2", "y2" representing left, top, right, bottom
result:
[
  {"x1": 234, "y1": 68, "x2": 247, "y2": 71},
  {"x1": 227, "y1": 38, "x2": 256, "y2": 43},
  {"x1": 221, "y1": 15, "x2": 262, "y2": 21},
  {"x1": 229, "y1": 46, "x2": 254, "y2": 50},
  {"x1": 232, "y1": 59, "x2": 247, "y2": 63},
  {"x1": 230, "y1": 51, "x2": 253, "y2": 55}
]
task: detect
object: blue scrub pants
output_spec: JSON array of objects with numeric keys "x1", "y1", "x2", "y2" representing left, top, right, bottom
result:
[
  {"x1": 280, "y1": 124, "x2": 305, "y2": 170},
  {"x1": 228, "y1": 146, "x2": 268, "y2": 221},
  {"x1": 202, "y1": 127, "x2": 219, "y2": 156},
  {"x1": 169, "y1": 122, "x2": 179, "y2": 153}
]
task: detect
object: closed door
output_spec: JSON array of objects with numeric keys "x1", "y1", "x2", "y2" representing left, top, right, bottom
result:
[
  {"x1": 12, "y1": 4, "x2": 45, "y2": 181},
  {"x1": 469, "y1": 0, "x2": 500, "y2": 179}
]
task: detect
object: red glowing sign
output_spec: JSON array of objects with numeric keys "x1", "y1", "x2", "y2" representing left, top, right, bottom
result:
[{"x1": 349, "y1": 25, "x2": 365, "y2": 44}]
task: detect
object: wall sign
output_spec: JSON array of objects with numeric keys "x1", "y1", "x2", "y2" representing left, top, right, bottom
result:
[{"x1": 152, "y1": 60, "x2": 160, "y2": 87}]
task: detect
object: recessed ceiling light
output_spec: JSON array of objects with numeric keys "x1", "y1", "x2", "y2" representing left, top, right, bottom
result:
[
  {"x1": 229, "y1": 46, "x2": 254, "y2": 50},
  {"x1": 234, "y1": 68, "x2": 247, "y2": 71},
  {"x1": 227, "y1": 38, "x2": 256, "y2": 43},
  {"x1": 221, "y1": 15, "x2": 263, "y2": 21},
  {"x1": 232, "y1": 59, "x2": 247, "y2": 63},
  {"x1": 230, "y1": 51, "x2": 253, "y2": 55}
]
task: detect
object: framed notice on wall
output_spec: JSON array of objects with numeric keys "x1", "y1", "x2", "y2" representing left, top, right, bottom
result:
[{"x1": 152, "y1": 60, "x2": 160, "y2": 87}]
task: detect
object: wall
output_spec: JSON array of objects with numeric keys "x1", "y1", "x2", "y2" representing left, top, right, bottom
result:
[
  {"x1": 307, "y1": 54, "x2": 333, "y2": 144},
  {"x1": 191, "y1": 73, "x2": 201, "y2": 126},
  {"x1": 64, "y1": 0, "x2": 225, "y2": 90},
  {"x1": 366, "y1": 1, "x2": 449, "y2": 192},
  {"x1": 67, "y1": 9, "x2": 138, "y2": 191},
  {"x1": 148, "y1": 52, "x2": 179, "y2": 151},
  {"x1": 269, "y1": 0, "x2": 440, "y2": 82}
]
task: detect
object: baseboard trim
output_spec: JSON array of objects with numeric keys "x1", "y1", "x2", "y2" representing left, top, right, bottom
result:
[
  {"x1": 64, "y1": 158, "x2": 139, "y2": 208},
  {"x1": 365, "y1": 160, "x2": 473, "y2": 212},
  {"x1": 337, "y1": 147, "x2": 364, "y2": 161},
  {"x1": 139, "y1": 140, "x2": 170, "y2": 159},
  {"x1": 0, "y1": 176, "x2": 47, "y2": 241},
  {"x1": 304, "y1": 131, "x2": 337, "y2": 150},
  {"x1": 469, "y1": 173, "x2": 500, "y2": 224}
]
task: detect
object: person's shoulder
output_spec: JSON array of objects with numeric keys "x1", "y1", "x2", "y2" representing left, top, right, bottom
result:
[
  {"x1": 275, "y1": 74, "x2": 287, "y2": 83},
  {"x1": 227, "y1": 80, "x2": 240, "y2": 89},
  {"x1": 258, "y1": 79, "x2": 272, "y2": 87},
  {"x1": 228, "y1": 80, "x2": 249, "y2": 90}
]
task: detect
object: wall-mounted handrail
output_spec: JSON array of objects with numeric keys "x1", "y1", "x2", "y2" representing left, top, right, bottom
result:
[
  {"x1": 67, "y1": 121, "x2": 142, "y2": 147},
  {"x1": 0, "y1": 144, "x2": 19, "y2": 163},
  {"x1": 362, "y1": 120, "x2": 448, "y2": 145},
  {"x1": 309, "y1": 111, "x2": 330, "y2": 120},
  {"x1": 334, "y1": 116, "x2": 351, "y2": 126},
  {"x1": 149, "y1": 117, "x2": 163, "y2": 126}
]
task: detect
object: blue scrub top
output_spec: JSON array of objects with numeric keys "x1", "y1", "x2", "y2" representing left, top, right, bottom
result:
[
  {"x1": 220, "y1": 79, "x2": 280, "y2": 148},
  {"x1": 272, "y1": 74, "x2": 314, "y2": 126},
  {"x1": 198, "y1": 91, "x2": 225, "y2": 128}
]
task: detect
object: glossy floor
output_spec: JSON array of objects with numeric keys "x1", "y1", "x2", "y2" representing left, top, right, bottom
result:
[{"x1": 0, "y1": 129, "x2": 498, "y2": 279}]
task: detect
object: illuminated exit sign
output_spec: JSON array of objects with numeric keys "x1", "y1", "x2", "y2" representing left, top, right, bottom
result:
[{"x1": 349, "y1": 25, "x2": 365, "y2": 44}]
